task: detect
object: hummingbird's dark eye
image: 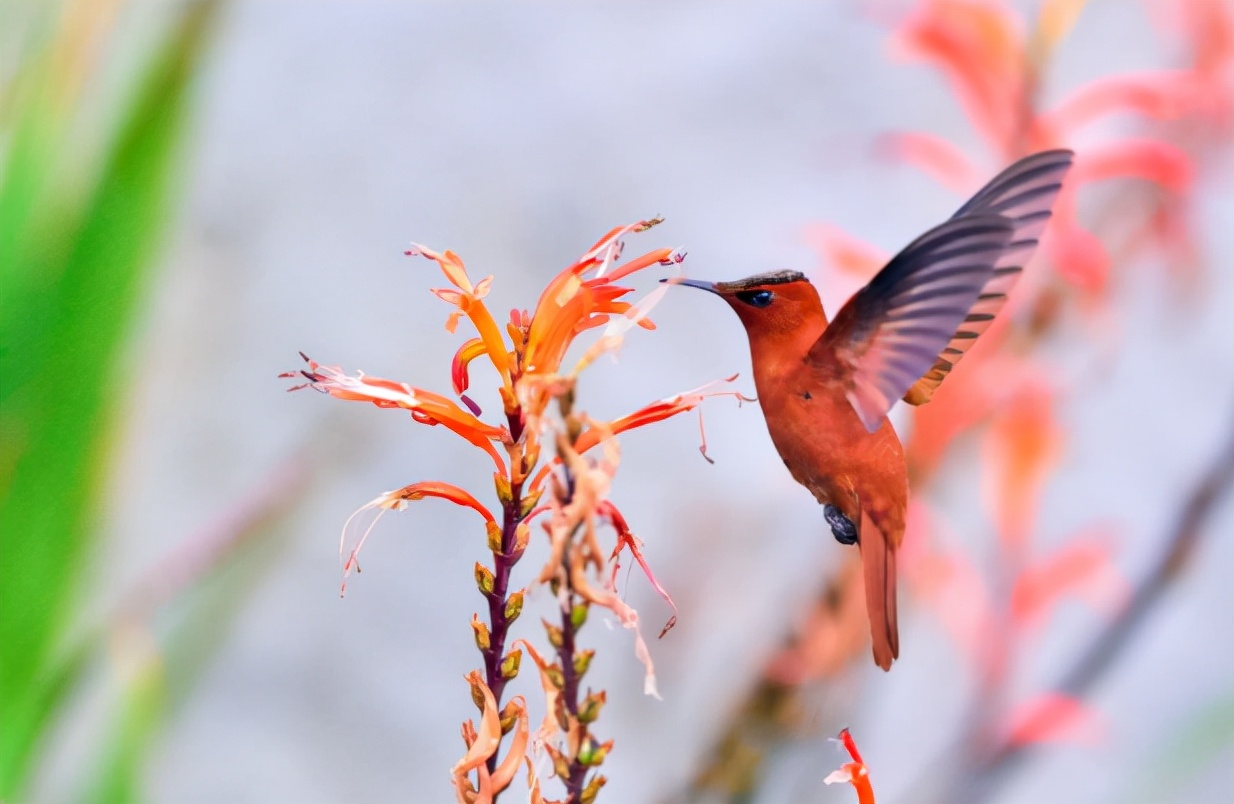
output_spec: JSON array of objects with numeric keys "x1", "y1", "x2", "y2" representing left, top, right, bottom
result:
[{"x1": 737, "y1": 289, "x2": 774, "y2": 308}]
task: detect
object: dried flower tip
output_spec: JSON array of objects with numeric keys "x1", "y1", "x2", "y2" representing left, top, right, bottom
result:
[
  {"x1": 573, "y1": 649, "x2": 595, "y2": 678},
  {"x1": 542, "y1": 618, "x2": 564, "y2": 649},
  {"x1": 578, "y1": 737, "x2": 613, "y2": 767},
  {"x1": 468, "y1": 676, "x2": 487, "y2": 713},
  {"x1": 571, "y1": 603, "x2": 589, "y2": 629},
  {"x1": 580, "y1": 774, "x2": 607, "y2": 804},
  {"x1": 578, "y1": 690, "x2": 606, "y2": 724},
  {"x1": 512, "y1": 522, "x2": 531, "y2": 554},
  {"x1": 485, "y1": 521, "x2": 503, "y2": 554},
  {"x1": 475, "y1": 562, "x2": 496, "y2": 595},
  {"x1": 504, "y1": 590, "x2": 525, "y2": 623},
  {"x1": 519, "y1": 486, "x2": 545, "y2": 517},
  {"x1": 494, "y1": 472, "x2": 513, "y2": 506},
  {"x1": 522, "y1": 440, "x2": 541, "y2": 475},
  {"x1": 501, "y1": 649, "x2": 522, "y2": 680},
  {"x1": 544, "y1": 743, "x2": 571, "y2": 780},
  {"x1": 471, "y1": 614, "x2": 491, "y2": 652}
]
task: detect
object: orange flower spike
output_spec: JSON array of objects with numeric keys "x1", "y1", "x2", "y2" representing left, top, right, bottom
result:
[{"x1": 823, "y1": 728, "x2": 875, "y2": 804}]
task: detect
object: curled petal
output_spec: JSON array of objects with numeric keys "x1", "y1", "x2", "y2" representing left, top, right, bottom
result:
[
  {"x1": 514, "y1": 639, "x2": 563, "y2": 743},
  {"x1": 600, "y1": 501, "x2": 678, "y2": 638},
  {"x1": 338, "y1": 482, "x2": 496, "y2": 594},
  {"x1": 568, "y1": 550, "x2": 661, "y2": 699},
  {"x1": 490, "y1": 696, "x2": 530, "y2": 791},
  {"x1": 452, "y1": 338, "x2": 487, "y2": 395},
  {"x1": 451, "y1": 671, "x2": 502, "y2": 778}
]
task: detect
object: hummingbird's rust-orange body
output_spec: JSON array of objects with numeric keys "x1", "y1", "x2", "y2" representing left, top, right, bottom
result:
[{"x1": 675, "y1": 150, "x2": 1074, "y2": 670}]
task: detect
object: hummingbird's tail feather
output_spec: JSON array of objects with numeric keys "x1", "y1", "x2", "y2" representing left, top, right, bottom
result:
[{"x1": 860, "y1": 509, "x2": 900, "y2": 671}]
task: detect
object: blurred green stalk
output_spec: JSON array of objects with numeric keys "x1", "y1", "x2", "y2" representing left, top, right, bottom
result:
[{"x1": 0, "y1": 2, "x2": 218, "y2": 797}]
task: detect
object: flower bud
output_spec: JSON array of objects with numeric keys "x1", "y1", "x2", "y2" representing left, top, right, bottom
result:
[
  {"x1": 494, "y1": 472, "x2": 513, "y2": 506},
  {"x1": 545, "y1": 743, "x2": 571, "y2": 781},
  {"x1": 470, "y1": 614, "x2": 490, "y2": 652},
  {"x1": 499, "y1": 700, "x2": 520, "y2": 735},
  {"x1": 542, "y1": 618, "x2": 564, "y2": 649},
  {"x1": 468, "y1": 676, "x2": 487, "y2": 713},
  {"x1": 504, "y1": 590, "x2": 525, "y2": 623},
  {"x1": 578, "y1": 689, "x2": 606, "y2": 724},
  {"x1": 519, "y1": 486, "x2": 544, "y2": 517},
  {"x1": 512, "y1": 522, "x2": 531, "y2": 554},
  {"x1": 578, "y1": 736, "x2": 613, "y2": 767},
  {"x1": 580, "y1": 775, "x2": 608, "y2": 804},
  {"x1": 474, "y1": 562, "x2": 495, "y2": 595},
  {"x1": 500, "y1": 649, "x2": 522, "y2": 680},
  {"x1": 485, "y1": 521, "x2": 503, "y2": 554},
  {"x1": 573, "y1": 649, "x2": 595, "y2": 678},
  {"x1": 545, "y1": 663, "x2": 565, "y2": 690},
  {"x1": 571, "y1": 602, "x2": 589, "y2": 629}
]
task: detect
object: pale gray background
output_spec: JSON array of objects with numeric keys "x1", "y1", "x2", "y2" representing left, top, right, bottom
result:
[{"x1": 28, "y1": 1, "x2": 1234, "y2": 802}]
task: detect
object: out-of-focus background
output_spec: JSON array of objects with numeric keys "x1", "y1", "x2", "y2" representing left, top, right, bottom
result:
[{"x1": 3, "y1": 1, "x2": 1232, "y2": 802}]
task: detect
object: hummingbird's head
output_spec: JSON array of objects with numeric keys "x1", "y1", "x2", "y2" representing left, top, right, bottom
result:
[{"x1": 666, "y1": 270, "x2": 826, "y2": 346}]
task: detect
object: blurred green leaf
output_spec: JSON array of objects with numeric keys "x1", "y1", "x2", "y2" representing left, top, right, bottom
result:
[
  {"x1": 1125, "y1": 691, "x2": 1234, "y2": 804},
  {"x1": 0, "y1": 2, "x2": 219, "y2": 797}
]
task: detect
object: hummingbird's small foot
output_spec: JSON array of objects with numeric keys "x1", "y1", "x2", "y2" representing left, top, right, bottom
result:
[{"x1": 824, "y1": 504, "x2": 858, "y2": 545}]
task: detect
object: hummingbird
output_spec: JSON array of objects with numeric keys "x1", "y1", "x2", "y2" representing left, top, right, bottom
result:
[{"x1": 672, "y1": 150, "x2": 1074, "y2": 670}]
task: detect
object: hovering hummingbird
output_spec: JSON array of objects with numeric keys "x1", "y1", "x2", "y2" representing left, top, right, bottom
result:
[{"x1": 672, "y1": 150, "x2": 1074, "y2": 670}]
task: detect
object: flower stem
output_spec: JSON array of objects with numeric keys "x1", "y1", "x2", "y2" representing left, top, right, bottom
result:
[{"x1": 478, "y1": 418, "x2": 532, "y2": 785}]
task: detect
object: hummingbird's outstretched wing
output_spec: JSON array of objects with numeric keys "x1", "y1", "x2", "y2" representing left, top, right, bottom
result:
[
  {"x1": 809, "y1": 213, "x2": 1015, "y2": 432},
  {"x1": 903, "y1": 149, "x2": 1074, "y2": 405}
]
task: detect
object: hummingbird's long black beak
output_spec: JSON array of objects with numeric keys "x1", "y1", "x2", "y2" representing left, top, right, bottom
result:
[{"x1": 659, "y1": 277, "x2": 720, "y2": 294}]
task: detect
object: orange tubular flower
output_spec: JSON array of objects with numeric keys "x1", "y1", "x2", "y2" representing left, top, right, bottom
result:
[
  {"x1": 522, "y1": 218, "x2": 685, "y2": 377},
  {"x1": 824, "y1": 728, "x2": 876, "y2": 804},
  {"x1": 284, "y1": 353, "x2": 508, "y2": 474},
  {"x1": 409, "y1": 244, "x2": 513, "y2": 390},
  {"x1": 338, "y1": 481, "x2": 498, "y2": 593}
]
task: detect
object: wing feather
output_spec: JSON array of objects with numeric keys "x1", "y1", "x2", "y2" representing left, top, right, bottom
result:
[
  {"x1": 810, "y1": 213, "x2": 1015, "y2": 431},
  {"x1": 904, "y1": 149, "x2": 1074, "y2": 405}
]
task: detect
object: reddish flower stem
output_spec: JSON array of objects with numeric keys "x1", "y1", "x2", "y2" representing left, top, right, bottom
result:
[
  {"x1": 554, "y1": 470, "x2": 592, "y2": 802},
  {"x1": 480, "y1": 410, "x2": 528, "y2": 780}
]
